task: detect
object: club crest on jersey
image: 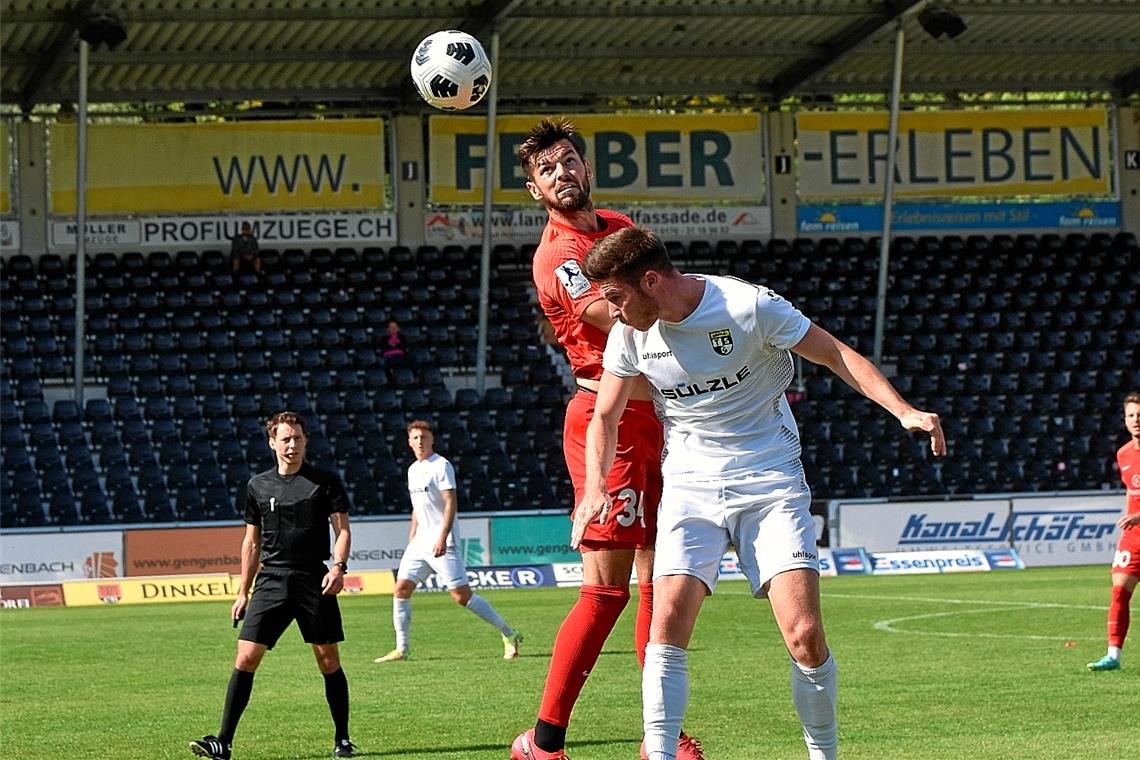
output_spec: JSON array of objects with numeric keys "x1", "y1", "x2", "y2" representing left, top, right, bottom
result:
[
  {"x1": 709, "y1": 329, "x2": 734, "y2": 356},
  {"x1": 555, "y1": 260, "x2": 591, "y2": 298}
]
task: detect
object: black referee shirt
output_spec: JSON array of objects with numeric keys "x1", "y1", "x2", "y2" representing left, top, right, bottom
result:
[{"x1": 243, "y1": 463, "x2": 350, "y2": 571}]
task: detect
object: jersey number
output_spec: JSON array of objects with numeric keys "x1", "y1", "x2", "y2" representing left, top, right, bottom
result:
[
  {"x1": 1113, "y1": 550, "x2": 1132, "y2": 569},
  {"x1": 613, "y1": 488, "x2": 645, "y2": 529}
]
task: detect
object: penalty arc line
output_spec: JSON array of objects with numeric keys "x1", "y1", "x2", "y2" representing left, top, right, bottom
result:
[{"x1": 821, "y1": 592, "x2": 1105, "y2": 641}]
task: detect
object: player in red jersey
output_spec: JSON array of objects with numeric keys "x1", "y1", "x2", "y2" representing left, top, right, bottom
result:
[
  {"x1": 1088, "y1": 392, "x2": 1140, "y2": 671},
  {"x1": 509, "y1": 118, "x2": 702, "y2": 760}
]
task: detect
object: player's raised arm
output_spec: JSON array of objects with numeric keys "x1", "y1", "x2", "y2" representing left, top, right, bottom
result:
[
  {"x1": 571, "y1": 369, "x2": 638, "y2": 549},
  {"x1": 792, "y1": 322, "x2": 947, "y2": 457}
]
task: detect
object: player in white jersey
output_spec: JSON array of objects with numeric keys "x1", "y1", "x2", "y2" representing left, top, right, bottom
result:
[
  {"x1": 374, "y1": 420, "x2": 523, "y2": 663},
  {"x1": 576, "y1": 227, "x2": 947, "y2": 760}
]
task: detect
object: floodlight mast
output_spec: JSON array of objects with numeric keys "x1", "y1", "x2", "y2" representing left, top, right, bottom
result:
[
  {"x1": 872, "y1": 2, "x2": 966, "y2": 366},
  {"x1": 72, "y1": 2, "x2": 128, "y2": 407}
]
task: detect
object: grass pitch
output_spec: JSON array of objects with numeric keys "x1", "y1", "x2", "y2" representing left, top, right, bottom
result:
[{"x1": 1, "y1": 565, "x2": 1134, "y2": 759}]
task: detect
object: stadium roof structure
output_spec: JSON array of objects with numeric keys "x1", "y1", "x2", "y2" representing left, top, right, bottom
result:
[{"x1": 2, "y1": 0, "x2": 1139, "y2": 115}]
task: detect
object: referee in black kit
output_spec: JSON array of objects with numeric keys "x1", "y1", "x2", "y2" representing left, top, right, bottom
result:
[{"x1": 190, "y1": 411, "x2": 358, "y2": 760}]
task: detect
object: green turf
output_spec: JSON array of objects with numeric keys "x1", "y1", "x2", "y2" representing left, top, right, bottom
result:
[{"x1": 1, "y1": 565, "x2": 1134, "y2": 759}]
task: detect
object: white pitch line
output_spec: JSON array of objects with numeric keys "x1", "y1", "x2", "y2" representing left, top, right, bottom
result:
[
  {"x1": 822, "y1": 591, "x2": 1104, "y2": 611},
  {"x1": 821, "y1": 592, "x2": 1105, "y2": 641},
  {"x1": 873, "y1": 605, "x2": 1103, "y2": 641}
]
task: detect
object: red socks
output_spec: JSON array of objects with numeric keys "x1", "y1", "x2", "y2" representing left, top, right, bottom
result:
[
  {"x1": 636, "y1": 582, "x2": 653, "y2": 669},
  {"x1": 1108, "y1": 585, "x2": 1132, "y2": 648},
  {"x1": 537, "y1": 584, "x2": 630, "y2": 729}
]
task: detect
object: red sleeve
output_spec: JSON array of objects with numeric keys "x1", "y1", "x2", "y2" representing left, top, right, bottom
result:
[{"x1": 531, "y1": 212, "x2": 633, "y2": 379}]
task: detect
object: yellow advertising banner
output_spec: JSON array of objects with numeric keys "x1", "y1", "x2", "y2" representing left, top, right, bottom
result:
[
  {"x1": 430, "y1": 113, "x2": 765, "y2": 205},
  {"x1": 796, "y1": 108, "x2": 1112, "y2": 199},
  {"x1": 61, "y1": 571, "x2": 394, "y2": 607},
  {"x1": 49, "y1": 119, "x2": 386, "y2": 214},
  {"x1": 0, "y1": 121, "x2": 12, "y2": 214}
]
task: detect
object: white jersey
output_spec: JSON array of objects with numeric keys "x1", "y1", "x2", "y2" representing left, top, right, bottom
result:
[
  {"x1": 603, "y1": 274, "x2": 811, "y2": 481},
  {"x1": 407, "y1": 453, "x2": 460, "y2": 549}
]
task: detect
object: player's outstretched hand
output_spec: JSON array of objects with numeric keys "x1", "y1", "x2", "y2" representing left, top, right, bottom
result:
[
  {"x1": 1119, "y1": 513, "x2": 1140, "y2": 531},
  {"x1": 571, "y1": 489, "x2": 612, "y2": 550},
  {"x1": 900, "y1": 409, "x2": 947, "y2": 457}
]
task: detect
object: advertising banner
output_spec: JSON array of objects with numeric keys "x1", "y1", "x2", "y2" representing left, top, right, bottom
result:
[
  {"x1": 425, "y1": 205, "x2": 770, "y2": 243},
  {"x1": 490, "y1": 514, "x2": 577, "y2": 564},
  {"x1": 0, "y1": 120, "x2": 12, "y2": 214},
  {"x1": 49, "y1": 119, "x2": 386, "y2": 214},
  {"x1": 818, "y1": 547, "x2": 873, "y2": 577},
  {"x1": 0, "y1": 531, "x2": 124, "y2": 583},
  {"x1": 797, "y1": 200, "x2": 1121, "y2": 234},
  {"x1": 348, "y1": 517, "x2": 489, "y2": 571},
  {"x1": 797, "y1": 108, "x2": 1112, "y2": 199},
  {"x1": 429, "y1": 113, "x2": 765, "y2": 205},
  {"x1": 63, "y1": 573, "x2": 240, "y2": 606},
  {"x1": 61, "y1": 570, "x2": 394, "y2": 607},
  {"x1": 1009, "y1": 494, "x2": 1122, "y2": 567},
  {"x1": 1, "y1": 583, "x2": 66, "y2": 609},
  {"x1": 47, "y1": 210, "x2": 396, "y2": 252},
  {"x1": 124, "y1": 526, "x2": 245, "y2": 577},
  {"x1": 837, "y1": 499, "x2": 1013, "y2": 552},
  {"x1": 414, "y1": 564, "x2": 558, "y2": 592},
  {"x1": 869, "y1": 549, "x2": 999, "y2": 575},
  {"x1": 835, "y1": 494, "x2": 1122, "y2": 567}
]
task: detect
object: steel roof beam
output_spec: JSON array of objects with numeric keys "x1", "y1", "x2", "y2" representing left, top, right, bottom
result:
[{"x1": 770, "y1": 0, "x2": 924, "y2": 101}]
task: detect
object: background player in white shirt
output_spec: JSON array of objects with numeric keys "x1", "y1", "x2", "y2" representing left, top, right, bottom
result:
[
  {"x1": 374, "y1": 420, "x2": 523, "y2": 663},
  {"x1": 576, "y1": 227, "x2": 947, "y2": 760}
]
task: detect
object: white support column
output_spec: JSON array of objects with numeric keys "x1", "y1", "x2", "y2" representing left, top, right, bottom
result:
[
  {"x1": 15, "y1": 120, "x2": 49, "y2": 257},
  {"x1": 766, "y1": 110, "x2": 798, "y2": 240},
  {"x1": 1117, "y1": 106, "x2": 1139, "y2": 233},
  {"x1": 392, "y1": 114, "x2": 426, "y2": 250}
]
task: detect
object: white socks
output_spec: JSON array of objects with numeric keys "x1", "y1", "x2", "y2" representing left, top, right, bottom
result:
[
  {"x1": 790, "y1": 652, "x2": 839, "y2": 760},
  {"x1": 1108, "y1": 645, "x2": 1122, "y2": 660},
  {"x1": 392, "y1": 596, "x2": 411, "y2": 652},
  {"x1": 465, "y1": 593, "x2": 513, "y2": 637},
  {"x1": 643, "y1": 643, "x2": 689, "y2": 760}
]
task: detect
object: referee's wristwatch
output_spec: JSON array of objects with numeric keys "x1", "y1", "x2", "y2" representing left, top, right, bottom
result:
[{"x1": 333, "y1": 561, "x2": 348, "y2": 572}]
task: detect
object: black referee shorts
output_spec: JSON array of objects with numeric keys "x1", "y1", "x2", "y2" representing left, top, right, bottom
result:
[{"x1": 239, "y1": 567, "x2": 344, "y2": 649}]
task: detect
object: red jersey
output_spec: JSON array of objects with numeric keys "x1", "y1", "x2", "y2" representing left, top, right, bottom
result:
[
  {"x1": 1117, "y1": 440, "x2": 1140, "y2": 515},
  {"x1": 531, "y1": 209, "x2": 633, "y2": 380}
]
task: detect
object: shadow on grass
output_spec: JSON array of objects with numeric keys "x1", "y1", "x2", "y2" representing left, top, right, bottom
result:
[{"x1": 292, "y1": 737, "x2": 638, "y2": 758}]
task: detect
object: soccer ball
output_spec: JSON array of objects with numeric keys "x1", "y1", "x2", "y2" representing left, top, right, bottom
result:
[{"x1": 410, "y1": 30, "x2": 492, "y2": 111}]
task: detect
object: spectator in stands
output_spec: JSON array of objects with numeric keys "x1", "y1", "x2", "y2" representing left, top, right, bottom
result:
[
  {"x1": 374, "y1": 419, "x2": 522, "y2": 663},
  {"x1": 511, "y1": 117, "x2": 704, "y2": 760},
  {"x1": 230, "y1": 222, "x2": 261, "y2": 276},
  {"x1": 578, "y1": 226, "x2": 946, "y2": 760},
  {"x1": 189, "y1": 411, "x2": 357, "y2": 760},
  {"x1": 381, "y1": 320, "x2": 412, "y2": 365},
  {"x1": 1087, "y1": 392, "x2": 1140, "y2": 672}
]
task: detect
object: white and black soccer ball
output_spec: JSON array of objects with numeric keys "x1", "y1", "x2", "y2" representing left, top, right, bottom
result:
[{"x1": 410, "y1": 30, "x2": 492, "y2": 111}]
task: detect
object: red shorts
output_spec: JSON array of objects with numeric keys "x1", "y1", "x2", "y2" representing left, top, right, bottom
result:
[
  {"x1": 564, "y1": 390, "x2": 663, "y2": 551},
  {"x1": 1112, "y1": 527, "x2": 1140, "y2": 578}
]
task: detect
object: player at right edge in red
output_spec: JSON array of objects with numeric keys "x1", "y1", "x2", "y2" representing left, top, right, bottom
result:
[
  {"x1": 1088, "y1": 392, "x2": 1140, "y2": 672},
  {"x1": 510, "y1": 118, "x2": 703, "y2": 760}
]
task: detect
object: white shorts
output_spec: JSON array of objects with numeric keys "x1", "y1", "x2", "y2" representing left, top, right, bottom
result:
[
  {"x1": 396, "y1": 544, "x2": 469, "y2": 590},
  {"x1": 653, "y1": 467, "x2": 818, "y2": 598}
]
